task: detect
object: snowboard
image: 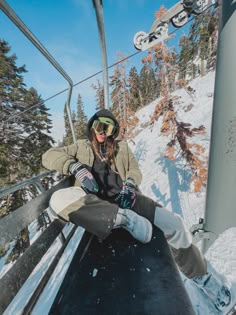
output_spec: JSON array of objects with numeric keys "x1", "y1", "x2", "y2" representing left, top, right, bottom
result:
[{"x1": 184, "y1": 276, "x2": 236, "y2": 315}]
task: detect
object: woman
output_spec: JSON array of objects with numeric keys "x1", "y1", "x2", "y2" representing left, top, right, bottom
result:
[
  {"x1": 43, "y1": 109, "x2": 231, "y2": 312},
  {"x1": 43, "y1": 108, "x2": 154, "y2": 243}
]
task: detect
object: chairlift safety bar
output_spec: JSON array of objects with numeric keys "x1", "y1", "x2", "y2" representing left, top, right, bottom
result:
[{"x1": 0, "y1": 171, "x2": 55, "y2": 198}]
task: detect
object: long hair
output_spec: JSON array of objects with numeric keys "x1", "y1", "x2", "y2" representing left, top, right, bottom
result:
[{"x1": 91, "y1": 129, "x2": 117, "y2": 165}]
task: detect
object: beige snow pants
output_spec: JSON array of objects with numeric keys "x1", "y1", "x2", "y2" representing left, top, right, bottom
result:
[
  {"x1": 154, "y1": 205, "x2": 207, "y2": 278},
  {"x1": 50, "y1": 188, "x2": 207, "y2": 279}
]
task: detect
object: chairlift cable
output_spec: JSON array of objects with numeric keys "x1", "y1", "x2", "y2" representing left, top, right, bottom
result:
[{"x1": 4, "y1": 51, "x2": 140, "y2": 123}]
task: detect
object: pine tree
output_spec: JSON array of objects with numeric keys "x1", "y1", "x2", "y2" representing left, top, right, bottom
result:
[
  {"x1": 147, "y1": 68, "x2": 159, "y2": 102},
  {"x1": 0, "y1": 40, "x2": 27, "y2": 187},
  {"x1": 206, "y1": 8, "x2": 219, "y2": 70},
  {"x1": 63, "y1": 104, "x2": 76, "y2": 145},
  {"x1": 0, "y1": 40, "x2": 54, "y2": 185},
  {"x1": 110, "y1": 69, "x2": 122, "y2": 117},
  {"x1": 75, "y1": 94, "x2": 87, "y2": 139},
  {"x1": 178, "y1": 33, "x2": 196, "y2": 80},
  {"x1": 110, "y1": 53, "x2": 129, "y2": 132},
  {"x1": 21, "y1": 87, "x2": 54, "y2": 176},
  {"x1": 0, "y1": 40, "x2": 55, "y2": 219},
  {"x1": 139, "y1": 64, "x2": 150, "y2": 106},
  {"x1": 199, "y1": 18, "x2": 210, "y2": 76},
  {"x1": 141, "y1": 41, "x2": 178, "y2": 100},
  {"x1": 154, "y1": 43, "x2": 178, "y2": 96},
  {"x1": 128, "y1": 66, "x2": 141, "y2": 111},
  {"x1": 91, "y1": 79, "x2": 105, "y2": 110},
  {"x1": 188, "y1": 8, "x2": 218, "y2": 77}
]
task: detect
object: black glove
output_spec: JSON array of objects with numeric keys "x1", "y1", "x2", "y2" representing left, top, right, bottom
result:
[
  {"x1": 115, "y1": 178, "x2": 137, "y2": 209},
  {"x1": 69, "y1": 161, "x2": 98, "y2": 194}
]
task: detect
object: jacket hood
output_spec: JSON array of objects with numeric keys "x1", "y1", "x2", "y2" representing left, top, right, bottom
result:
[{"x1": 87, "y1": 109, "x2": 120, "y2": 139}]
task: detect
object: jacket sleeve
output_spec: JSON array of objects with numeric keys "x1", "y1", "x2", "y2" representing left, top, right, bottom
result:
[
  {"x1": 42, "y1": 143, "x2": 78, "y2": 175},
  {"x1": 126, "y1": 144, "x2": 142, "y2": 186}
]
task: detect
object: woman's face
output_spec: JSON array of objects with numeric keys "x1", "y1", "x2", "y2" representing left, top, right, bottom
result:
[{"x1": 94, "y1": 130, "x2": 107, "y2": 143}]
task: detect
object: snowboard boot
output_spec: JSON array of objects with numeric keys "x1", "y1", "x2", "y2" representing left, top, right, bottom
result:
[
  {"x1": 193, "y1": 271, "x2": 231, "y2": 312},
  {"x1": 114, "y1": 208, "x2": 153, "y2": 243}
]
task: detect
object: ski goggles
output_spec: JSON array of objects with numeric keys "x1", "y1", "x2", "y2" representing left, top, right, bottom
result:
[{"x1": 92, "y1": 119, "x2": 116, "y2": 136}]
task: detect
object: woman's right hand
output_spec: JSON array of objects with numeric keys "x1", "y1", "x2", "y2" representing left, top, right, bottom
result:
[{"x1": 69, "y1": 162, "x2": 98, "y2": 194}]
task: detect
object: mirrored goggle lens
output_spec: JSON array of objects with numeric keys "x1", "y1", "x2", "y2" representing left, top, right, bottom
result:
[{"x1": 92, "y1": 120, "x2": 115, "y2": 136}]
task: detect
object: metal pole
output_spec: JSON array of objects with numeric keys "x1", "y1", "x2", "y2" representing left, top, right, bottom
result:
[
  {"x1": 93, "y1": 0, "x2": 110, "y2": 109},
  {"x1": 0, "y1": 0, "x2": 77, "y2": 143},
  {"x1": 202, "y1": 0, "x2": 236, "y2": 253}
]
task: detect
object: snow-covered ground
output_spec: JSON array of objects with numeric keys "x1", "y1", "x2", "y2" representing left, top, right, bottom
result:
[
  {"x1": 2, "y1": 70, "x2": 236, "y2": 314},
  {"x1": 132, "y1": 72, "x2": 215, "y2": 225},
  {"x1": 130, "y1": 70, "x2": 236, "y2": 314}
]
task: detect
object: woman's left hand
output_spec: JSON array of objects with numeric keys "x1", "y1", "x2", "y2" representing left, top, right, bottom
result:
[{"x1": 115, "y1": 178, "x2": 136, "y2": 209}]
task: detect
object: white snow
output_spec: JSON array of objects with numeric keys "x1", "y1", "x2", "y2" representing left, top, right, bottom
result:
[
  {"x1": 131, "y1": 72, "x2": 216, "y2": 224},
  {"x1": 2, "y1": 70, "x2": 236, "y2": 314},
  {"x1": 92, "y1": 268, "x2": 98, "y2": 277},
  {"x1": 131, "y1": 70, "x2": 236, "y2": 314}
]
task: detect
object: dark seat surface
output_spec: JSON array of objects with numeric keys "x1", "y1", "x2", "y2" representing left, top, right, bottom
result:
[{"x1": 49, "y1": 227, "x2": 194, "y2": 315}]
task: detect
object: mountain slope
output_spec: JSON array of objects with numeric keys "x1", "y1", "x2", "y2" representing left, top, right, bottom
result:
[{"x1": 131, "y1": 70, "x2": 236, "y2": 314}]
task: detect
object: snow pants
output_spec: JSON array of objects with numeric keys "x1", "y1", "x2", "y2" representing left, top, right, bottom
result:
[{"x1": 51, "y1": 188, "x2": 207, "y2": 279}]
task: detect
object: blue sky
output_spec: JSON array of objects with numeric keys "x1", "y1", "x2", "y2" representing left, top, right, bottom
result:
[{"x1": 1, "y1": 0, "x2": 182, "y2": 141}]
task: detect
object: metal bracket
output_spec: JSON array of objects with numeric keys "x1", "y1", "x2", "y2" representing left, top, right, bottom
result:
[
  {"x1": 133, "y1": 0, "x2": 212, "y2": 51},
  {"x1": 133, "y1": 25, "x2": 169, "y2": 51},
  {"x1": 190, "y1": 218, "x2": 217, "y2": 245}
]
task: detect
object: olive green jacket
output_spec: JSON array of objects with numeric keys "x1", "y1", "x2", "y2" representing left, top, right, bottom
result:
[{"x1": 42, "y1": 139, "x2": 142, "y2": 186}]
